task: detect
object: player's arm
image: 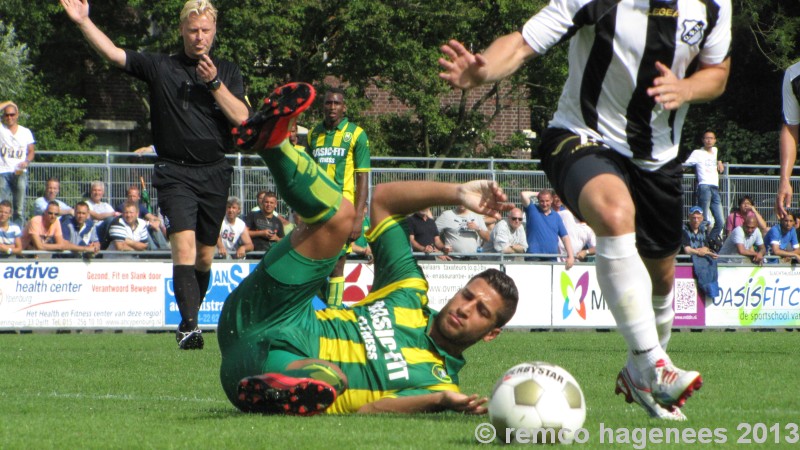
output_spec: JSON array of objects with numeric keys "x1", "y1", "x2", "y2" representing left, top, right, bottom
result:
[
  {"x1": 371, "y1": 181, "x2": 510, "y2": 229},
  {"x1": 196, "y1": 55, "x2": 249, "y2": 125},
  {"x1": 647, "y1": 58, "x2": 731, "y2": 111},
  {"x1": 777, "y1": 123, "x2": 799, "y2": 217},
  {"x1": 60, "y1": 0, "x2": 127, "y2": 68},
  {"x1": 357, "y1": 391, "x2": 488, "y2": 415},
  {"x1": 439, "y1": 33, "x2": 538, "y2": 90},
  {"x1": 350, "y1": 172, "x2": 369, "y2": 241}
]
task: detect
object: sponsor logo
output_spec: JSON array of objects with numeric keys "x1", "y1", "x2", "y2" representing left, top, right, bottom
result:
[{"x1": 561, "y1": 271, "x2": 588, "y2": 320}]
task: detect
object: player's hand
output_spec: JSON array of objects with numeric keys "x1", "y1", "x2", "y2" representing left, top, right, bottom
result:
[
  {"x1": 776, "y1": 179, "x2": 793, "y2": 219},
  {"x1": 197, "y1": 54, "x2": 218, "y2": 84},
  {"x1": 647, "y1": 61, "x2": 689, "y2": 110},
  {"x1": 439, "y1": 391, "x2": 489, "y2": 415},
  {"x1": 457, "y1": 180, "x2": 511, "y2": 220},
  {"x1": 60, "y1": 0, "x2": 90, "y2": 25},
  {"x1": 438, "y1": 40, "x2": 489, "y2": 90}
]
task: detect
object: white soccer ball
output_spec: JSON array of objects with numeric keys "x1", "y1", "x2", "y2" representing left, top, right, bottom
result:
[{"x1": 488, "y1": 362, "x2": 586, "y2": 444}]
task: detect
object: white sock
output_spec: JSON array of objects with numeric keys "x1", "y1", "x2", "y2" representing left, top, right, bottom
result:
[
  {"x1": 653, "y1": 290, "x2": 674, "y2": 351},
  {"x1": 595, "y1": 234, "x2": 667, "y2": 383}
]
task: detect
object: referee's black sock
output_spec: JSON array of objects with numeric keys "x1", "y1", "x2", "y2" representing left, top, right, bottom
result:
[
  {"x1": 195, "y1": 269, "x2": 211, "y2": 306},
  {"x1": 173, "y1": 265, "x2": 200, "y2": 331}
]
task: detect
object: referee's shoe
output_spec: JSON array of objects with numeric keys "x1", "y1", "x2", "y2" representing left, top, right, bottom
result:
[{"x1": 233, "y1": 82, "x2": 316, "y2": 152}]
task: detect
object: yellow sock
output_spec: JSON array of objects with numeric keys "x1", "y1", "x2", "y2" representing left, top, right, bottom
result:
[{"x1": 326, "y1": 276, "x2": 345, "y2": 308}]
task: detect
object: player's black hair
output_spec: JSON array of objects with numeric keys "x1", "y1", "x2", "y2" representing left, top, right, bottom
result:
[{"x1": 468, "y1": 268, "x2": 519, "y2": 328}]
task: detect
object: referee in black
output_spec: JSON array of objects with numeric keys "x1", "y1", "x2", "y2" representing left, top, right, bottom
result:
[{"x1": 62, "y1": 0, "x2": 250, "y2": 349}]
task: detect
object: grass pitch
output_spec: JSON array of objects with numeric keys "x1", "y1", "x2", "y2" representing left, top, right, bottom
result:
[{"x1": 1, "y1": 330, "x2": 797, "y2": 449}]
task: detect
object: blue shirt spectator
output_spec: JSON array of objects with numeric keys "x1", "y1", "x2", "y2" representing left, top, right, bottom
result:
[
  {"x1": 521, "y1": 190, "x2": 572, "y2": 267},
  {"x1": 763, "y1": 213, "x2": 800, "y2": 263}
]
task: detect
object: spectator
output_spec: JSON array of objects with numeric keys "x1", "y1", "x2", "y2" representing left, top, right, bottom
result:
[
  {"x1": 308, "y1": 87, "x2": 371, "y2": 309},
  {"x1": 0, "y1": 101, "x2": 35, "y2": 224},
  {"x1": 408, "y1": 208, "x2": 451, "y2": 260},
  {"x1": 115, "y1": 185, "x2": 169, "y2": 250},
  {"x1": 718, "y1": 216, "x2": 766, "y2": 265},
  {"x1": 60, "y1": 201, "x2": 100, "y2": 256},
  {"x1": 251, "y1": 190, "x2": 266, "y2": 212},
  {"x1": 22, "y1": 201, "x2": 66, "y2": 252},
  {"x1": 681, "y1": 206, "x2": 719, "y2": 300},
  {"x1": 85, "y1": 180, "x2": 118, "y2": 222},
  {"x1": 0, "y1": 200, "x2": 22, "y2": 257},
  {"x1": 245, "y1": 191, "x2": 284, "y2": 253},
  {"x1": 289, "y1": 122, "x2": 305, "y2": 152},
  {"x1": 684, "y1": 130, "x2": 725, "y2": 240},
  {"x1": 435, "y1": 205, "x2": 488, "y2": 259},
  {"x1": 108, "y1": 200, "x2": 149, "y2": 254},
  {"x1": 133, "y1": 145, "x2": 156, "y2": 154},
  {"x1": 217, "y1": 196, "x2": 253, "y2": 260},
  {"x1": 763, "y1": 212, "x2": 800, "y2": 263},
  {"x1": 484, "y1": 207, "x2": 527, "y2": 258},
  {"x1": 33, "y1": 178, "x2": 73, "y2": 217},
  {"x1": 554, "y1": 195, "x2": 595, "y2": 262},
  {"x1": 725, "y1": 195, "x2": 767, "y2": 238},
  {"x1": 521, "y1": 190, "x2": 573, "y2": 268}
]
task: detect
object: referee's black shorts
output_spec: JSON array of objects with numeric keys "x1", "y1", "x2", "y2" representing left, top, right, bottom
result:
[
  {"x1": 152, "y1": 158, "x2": 232, "y2": 247},
  {"x1": 538, "y1": 128, "x2": 683, "y2": 259}
]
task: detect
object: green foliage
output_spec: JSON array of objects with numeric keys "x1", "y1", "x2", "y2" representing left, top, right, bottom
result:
[{"x1": 0, "y1": 22, "x2": 31, "y2": 99}]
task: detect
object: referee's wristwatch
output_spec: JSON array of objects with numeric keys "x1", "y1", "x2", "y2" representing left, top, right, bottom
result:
[{"x1": 207, "y1": 76, "x2": 222, "y2": 91}]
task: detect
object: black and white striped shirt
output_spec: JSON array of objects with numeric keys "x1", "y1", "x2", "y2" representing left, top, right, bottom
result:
[
  {"x1": 522, "y1": 0, "x2": 731, "y2": 170},
  {"x1": 783, "y1": 61, "x2": 800, "y2": 126}
]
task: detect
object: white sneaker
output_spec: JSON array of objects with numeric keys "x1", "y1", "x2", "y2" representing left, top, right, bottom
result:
[
  {"x1": 615, "y1": 367, "x2": 687, "y2": 421},
  {"x1": 650, "y1": 359, "x2": 702, "y2": 409}
]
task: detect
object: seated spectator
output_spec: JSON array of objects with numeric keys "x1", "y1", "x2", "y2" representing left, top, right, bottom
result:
[
  {"x1": 108, "y1": 200, "x2": 149, "y2": 255},
  {"x1": 718, "y1": 216, "x2": 766, "y2": 264},
  {"x1": 33, "y1": 177, "x2": 74, "y2": 217},
  {"x1": 682, "y1": 206, "x2": 720, "y2": 300},
  {"x1": 217, "y1": 197, "x2": 254, "y2": 260},
  {"x1": 435, "y1": 205, "x2": 487, "y2": 259},
  {"x1": 115, "y1": 184, "x2": 168, "y2": 250},
  {"x1": 251, "y1": 190, "x2": 266, "y2": 212},
  {"x1": 408, "y1": 208, "x2": 451, "y2": 260},
  {"x1": 483, "y1": 208, "x2": 527, "y2": 258},
  {"x1": 763, "y1": 212, "x2": 800, "y2": 263},
  {"x1": 0, "y1": 200, "x2": 22, "y2": 257},
  {"x1": 245, "y1": 191, "x2": 284, "y2": 253},
  {"x1": 555, "y1": 200, "x2": 596, "y2": 262},
  {"x1": 85, "y1": 180, "x2": 118, "y2": 222},
  {"x1": 60, "y1": 201, "x2": 100, "y2": 256},
  {"x1": 725, "y1": 195, "x2": 767, "y2": 238},
  {"x1": 521, "y1": 189, "x2": 573, "y2": 268},
  {"x1": 23, "y1": 201, "x2": 66, "y2": 252}
]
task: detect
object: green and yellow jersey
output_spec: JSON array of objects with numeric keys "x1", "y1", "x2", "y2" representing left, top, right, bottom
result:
[{"x1": 308, "y1": 118, "x2": 370, "y2": 203}]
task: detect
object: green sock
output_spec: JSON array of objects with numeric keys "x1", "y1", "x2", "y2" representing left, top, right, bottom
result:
[
  {"x1": 326, "y1": 276, "x2": 345, "y2": 308},
  {"x1": 284, "y1": 363, "x2": 346, "y2": 396},
  {"x1": 258, "y1": 140, "x2": 342, "y2": 224}
]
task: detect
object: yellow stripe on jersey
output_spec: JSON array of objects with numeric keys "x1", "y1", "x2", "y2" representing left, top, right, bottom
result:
[
  {"x1": 318, "y1": 336, "x2": 366, "y2": 364},
  {"x1": 382, "y1": 383, "x2": 461, "y2": 399},
  {"x1": 401, "y1": 347, "x2": 445, "y2": 365},
  {"x1": 393, "y1": 307, "x2": 427, "y2": 329},
  {"x1": 303, "y1": 177, "x2": 344, "y2": 223},
  {"x1": 366, "y1": 214, "x2": 405, "y2": 243},
  {"x1": 353, "y1": 277, "x2": 428, "y2": 307},
  {"x1": 315, "y1": 307, "x2": 357, "y2": 322},
  {"x1": 326, "y1": 388, "x2": 395, "y2": 414}
]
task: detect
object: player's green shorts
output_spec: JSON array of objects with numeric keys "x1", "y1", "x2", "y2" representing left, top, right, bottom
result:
[{"x1": 217, "y1": 234, "x2": 338, "y2": 403}]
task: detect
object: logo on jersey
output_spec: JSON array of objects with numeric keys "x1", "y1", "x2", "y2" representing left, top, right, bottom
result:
[
  {"x1": 431, "y1": 363, "x2": 452, "y2": 384},
  {"x1": 681, "y1": 20, "x2": 705, "y2": 46},
  {"x1": 343, "y1": 132, "x2": 353, "y2": 143}
]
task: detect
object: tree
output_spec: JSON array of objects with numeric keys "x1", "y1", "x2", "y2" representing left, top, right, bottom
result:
[{"x1": 0, "y1": 22, "x2": 31, "y2": 99}]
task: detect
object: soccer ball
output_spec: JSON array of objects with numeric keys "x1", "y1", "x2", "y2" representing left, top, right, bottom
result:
[{"x1": 488, "y1": 362, "x2": 586, "y2": 444}]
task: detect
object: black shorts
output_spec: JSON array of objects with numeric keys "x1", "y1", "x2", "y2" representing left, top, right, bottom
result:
[
  {"x1": 538, "y1": 128, "x2": 683, "y2": 259},
  {"x1": 152, "y1": 159, "x2": 232, "y2": 246}
]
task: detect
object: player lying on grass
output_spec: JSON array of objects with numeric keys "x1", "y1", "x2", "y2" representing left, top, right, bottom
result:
[{"x1": 217, "y1": 83, "x2": 519, "y2": 415}]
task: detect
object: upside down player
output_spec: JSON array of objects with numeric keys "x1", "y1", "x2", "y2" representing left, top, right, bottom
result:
[{"x1": 218, "y1": 83, "x2": 519, "y2": 415}]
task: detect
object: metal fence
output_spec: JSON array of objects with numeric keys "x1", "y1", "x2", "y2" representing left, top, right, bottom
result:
[{"x1": 22, "y1": 151, "x2": 794, "y2": 225}]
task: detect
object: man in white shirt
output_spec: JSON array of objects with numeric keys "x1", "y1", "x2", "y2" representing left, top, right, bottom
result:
[
  {"x1": 685, "y1": 130, "x2": 725, "y2": 240},
  {"x1": 33, "y1": 178, "x2": 73, "y2": 217},
  {"x1": 0, "y1": 101, "x2": 35, "y2": 224},
  {"x1": 484, "y1": 208, "x2": 527, "y2": 258},
  {"x1": 718, "y1": 216, "x2": 766, "y2": 265},
  {"x1": 435, "y1": 205, "x2": 489, "y2": 259},
  {"x1": 217, "y1": 197, "x2": 253, "y2": 259},
  {"x1": 85, "y1": 180, "x2": 118, "y2": 222},
  {"x1": 108, "y1": 201, "x2": 149, "y2": 255}
]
